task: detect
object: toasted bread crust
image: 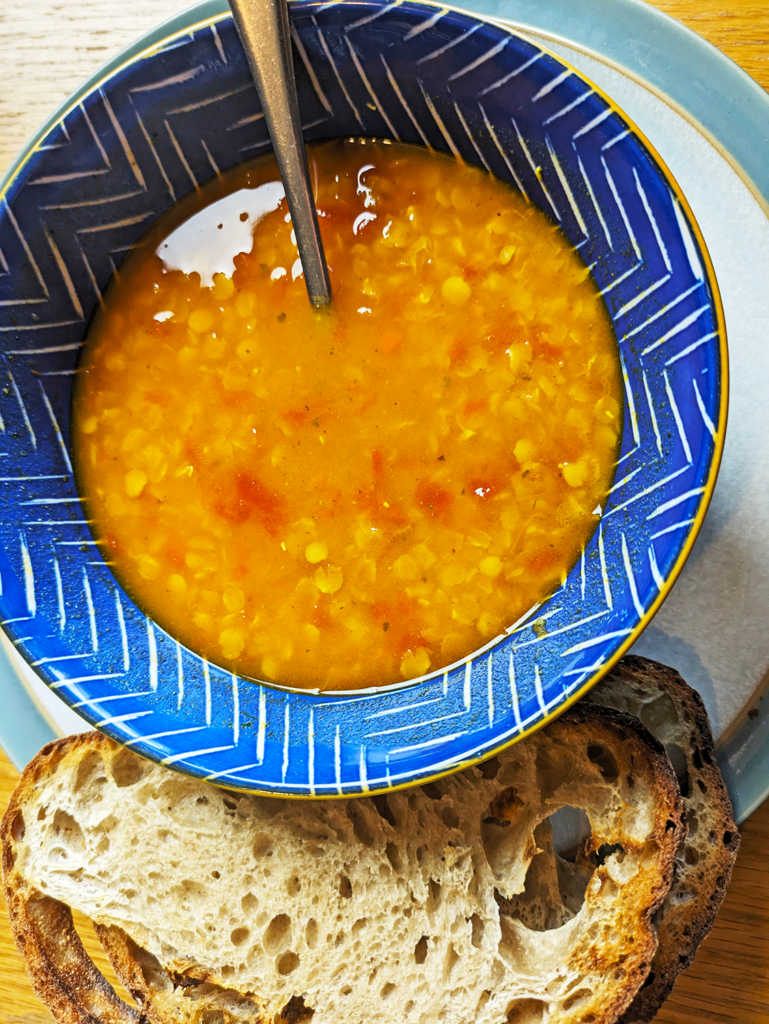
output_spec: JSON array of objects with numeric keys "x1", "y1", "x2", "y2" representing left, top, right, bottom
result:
[
  {"x1": 547, "y1": 703, "x2": 684, "y2": 1024},
  {"x1": 1, "y1": 735, "x2": 145, "y2": 1024},
  {"x1": 94, "y1": 923, "x2": 268, "y2": 1024},
  {"x1": 3, "y1": 705, "x2": 684, "y2": 1024},
  {"x1": 588, "y1": 655, "x2": 740, "y2": 1023}
]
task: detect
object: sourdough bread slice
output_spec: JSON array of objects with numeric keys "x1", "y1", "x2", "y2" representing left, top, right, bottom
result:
[
  {"x1": 2, "y1": 703, "x2": 683, "y2": 1024},
  {"x1": 587, "y1": 655, "x2": 740, "y2": 1023}
]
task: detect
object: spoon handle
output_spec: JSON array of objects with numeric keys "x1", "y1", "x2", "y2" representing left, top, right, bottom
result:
[{"x1": 229, "y1": 0, "x2": 332, "y2": 307}]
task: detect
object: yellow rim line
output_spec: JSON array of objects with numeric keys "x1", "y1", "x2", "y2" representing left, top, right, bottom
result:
[{"x1": 0, "y1": 0, "x2": 728, "y2": 797}]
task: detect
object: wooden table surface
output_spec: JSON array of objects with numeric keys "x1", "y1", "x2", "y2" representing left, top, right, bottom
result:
[{"x1": 1, "y1": 0, "x2": 768, "y2": 1021}]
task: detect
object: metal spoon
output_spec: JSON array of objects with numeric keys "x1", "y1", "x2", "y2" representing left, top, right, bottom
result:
[{"x1": 229, "y1": 0, "x2": 332, "y2": 307}]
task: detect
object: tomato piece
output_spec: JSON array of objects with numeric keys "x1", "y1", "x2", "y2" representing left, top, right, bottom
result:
[
  {"x1": 284, "y1": 409, "x2": 307, "y2": 426},
  {"x1": 164, "y1": 542, "x2": 185, "y2": 570},
  {"x1": 236, "y1": 472, "x2": 286, "y2": 536},
  {"x1": 526, "y1": 548, "x2": 559, "y2": 574},
  {"x1": 449, "y1": 339, "x2": 467, "y2": 364},
  {"x1": 311, "y1": 600, "x2": 331, "y2": 631},
  {"x1": 213, "y1": 493, "x2": 250, "y2": 525},
  {"x1": 212, "y1": 471, "x2": 286, "y2": 535},
  {"x1": 467, "y1": 465, "x2": 510, "y2": 501},
  {"x1": 378, "y1": 503, "x2": 410, "y2": 527},
  {"x1": 416, "y1": 480, "x2": 454, "y2": 517},
  {"x1": 379, "y1": 331, "x2": 400, "y2": 354},
  {"x1": 370, "y1": 595, "x2": 422, "y2": 650},
  {"x1": 464, "y1": 398, "x2": 487, "y2": 417}
]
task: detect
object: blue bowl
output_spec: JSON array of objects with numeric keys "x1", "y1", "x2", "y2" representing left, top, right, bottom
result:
[{"x1": 0, "y1": 0, "x2": 725, "y2": 794}]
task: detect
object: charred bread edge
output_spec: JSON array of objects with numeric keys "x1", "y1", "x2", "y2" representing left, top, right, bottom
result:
[
  {"x1": 1, "y1": 734, "x2": 145, "y2": 1024},
  {"x1": 95, "y1": 923, "x2": 270, "y2": 1024},
  {"x1": 590, "y1": 655, "x2": 740, "y2": 1024}
]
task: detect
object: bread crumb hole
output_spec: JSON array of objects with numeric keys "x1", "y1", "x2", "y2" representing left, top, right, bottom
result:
[
  {"x1": 381, "y1": 982, "x2": 397, "y2": 999},
  {"x1": 444, "y1": 943, "x2": 460, "y2": 980},
  {"x1": 385, "y1": 842, "x2": 401, "y2": 872},
  {"x1": 470, "y1": 913, "x2": 484, "y2": 948},
  {"x1": 110, "y1": 747, "x2": 149, "y2": 788},
  {"x1": 442, "y1": 805, "x2": 460, "y2": 829},
  {"x1": 286, "y1": 874, "x2": 301, "y2": 896},
  {"x1": 74, "y1": 750, "x2": 106, "y2": 794},
  {"x1": 482, "y1": 788, "x2": 525, "y2": 878},
  {"x1": 252, "y1": 796, "x2": 286, "y2": 820},
  {"x1": 263, "y1": 913, "x2": 292, "y2": 955},
  {"x1": 52, "y1": 809, "x2": 84, "y2": 852},
  {"x1": 477, "y1": 990, "x2": 491, "y2": 1011},
  {"x1": 338, "y1": 874, "x2": 353, "y2": 899},
  {"x1": 372, "y1": 794, "x2": 397, "y2": 827},
  {"x1": 429, "y1": 878, "x2": 442, "y2": 907},
  {"x1": 305, "y1": 918, "x2": 318, "y2": 949},
  {"x1": 594, "y1": 842, "x2": 624, "y2": 866},
  {"x1": 231, "y1": 926, "x2": 250, "y2": 946},
  {"x1": 277, "y1": 995, "x2": 314, "y2": 1022},
  {"x1": 414, "y1": 935, "x2": 428, "y2": 964},
  {"x1": 200, "y1": 1010, "x2": 224, "y2": 1024},
  {"x1": 242, "y1": 892, "x2": 258, "y2": 914},
  {"x1": 11, "y1": 810, "x2": 25, "y2": 842},
  {"x1": 550, "y1": 805, "x2": 591, "y2": 863},
  {"x1": 277, "y1": 950, "x2": 300, "y2": 975},
  {"x1": 181, "y1": 878, "x2": 206, "y2": 897},
  {"x1": 478, "y1": 756, "x2": 502, "y2": 779},
  {"x1": 346, "y1": 803, "x2": 374, "y2": 846},
  {"x1": 507, "y1": 998, "x2": 546, "y2": 1022},
  {"x1": 664, "y1": 743, "x2": 691, "y2": 797},
  {"x1": 586, "y1": 744, "x2": 618, "y2": 782},
  {"x1": 562, "y1": 988, "x2": 591, "y2": 1012},
  {"x1": 501, "y1": 809, "x2": 592, "y2": 932},
  {"x1": 253, "y1": 834, "x2": 274, "y2": 858}
]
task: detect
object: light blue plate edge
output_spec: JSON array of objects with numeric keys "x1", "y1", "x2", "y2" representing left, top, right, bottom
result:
[{"x1": 1, "y1": 0, "x2": 767, "y2": 824}]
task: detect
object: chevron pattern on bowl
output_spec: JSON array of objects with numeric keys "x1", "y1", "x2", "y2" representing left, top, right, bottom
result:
[{"x1": 0, "y1": 0, "x2": 725, "y2": 794}]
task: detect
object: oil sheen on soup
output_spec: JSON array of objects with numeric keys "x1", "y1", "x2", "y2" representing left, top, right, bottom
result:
[{"x1": 73, "y1": 139, "x2": 622, "y2": 691}]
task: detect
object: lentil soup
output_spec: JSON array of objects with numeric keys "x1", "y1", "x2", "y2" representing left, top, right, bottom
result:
[{"x1": 73, "y1": 139, "x2": 622, "y2": 691}]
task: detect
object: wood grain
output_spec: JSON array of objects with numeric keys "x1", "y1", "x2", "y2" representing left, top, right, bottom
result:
[
  {"x1": 651, "y1": 0, "x2": 769, "y2": 89},
  {"x1": 0, "y1": 0, "x2": 189, "y2": 180},
  {"x1": 0, "y1": 0, "x2": 767, "y2": 1021}
]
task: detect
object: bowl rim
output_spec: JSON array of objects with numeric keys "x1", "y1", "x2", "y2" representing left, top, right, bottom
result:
[{"x1": 0, "y1": 0, "x2": 728, "y2": 796}]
